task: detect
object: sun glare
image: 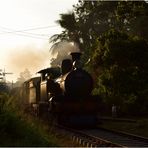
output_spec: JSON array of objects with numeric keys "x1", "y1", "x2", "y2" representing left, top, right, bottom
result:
[{"x1": 0, "y1": 0, "x2": 77, "y2": 82}]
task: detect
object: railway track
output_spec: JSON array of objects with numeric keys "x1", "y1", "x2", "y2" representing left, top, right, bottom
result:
[
  {"x1": 81, "y1": 127, "x2": 148, "y2": 147},
  {"x1": 55, "y1": 124, "x2": 148, "y2": 147},
  {"x1": 55, "y1": 125, "x2": 122, "y2": 147}
]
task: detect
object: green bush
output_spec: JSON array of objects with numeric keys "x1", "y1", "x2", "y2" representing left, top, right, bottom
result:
[{"x1": 0, "y1": 92, "x2": 57, "y2": 146}]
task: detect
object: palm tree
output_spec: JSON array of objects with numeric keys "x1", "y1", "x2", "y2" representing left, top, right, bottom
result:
[{"x1": 50, "y1": 12, "x2": 80, "y2": 46}]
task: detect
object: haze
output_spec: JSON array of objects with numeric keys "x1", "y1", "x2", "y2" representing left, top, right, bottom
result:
[{"x1": 0, "y1": 0, "x2": 77, "y2": 82}]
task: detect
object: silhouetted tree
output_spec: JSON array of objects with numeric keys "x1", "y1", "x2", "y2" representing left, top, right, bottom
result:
[{"x1": 15, "y1": 69, "x2": 31, "y2": 86}]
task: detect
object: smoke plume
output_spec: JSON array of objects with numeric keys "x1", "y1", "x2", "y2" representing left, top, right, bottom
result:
[
  {"x1": 49, "y1": 41, "x2": 80, "y2": 66},
  {"x1": 6, "y1": 45, "x2": 50, "y2": 82}
]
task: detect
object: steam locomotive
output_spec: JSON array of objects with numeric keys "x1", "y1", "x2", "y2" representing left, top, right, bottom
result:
[{"x1": 22, "y1": 52, "x2": 101, "y2": 126}]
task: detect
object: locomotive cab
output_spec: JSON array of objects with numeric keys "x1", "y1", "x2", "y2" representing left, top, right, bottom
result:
[{"x1": 38, "y1": 67, "x2": 61, "y2": 117}]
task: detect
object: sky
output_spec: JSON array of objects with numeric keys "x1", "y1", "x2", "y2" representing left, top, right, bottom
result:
[{"x1": 0, "y1": 0, "x2": 78, "y2": 82}]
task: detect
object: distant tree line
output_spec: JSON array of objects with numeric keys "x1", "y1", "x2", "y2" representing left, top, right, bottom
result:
[{"x1": 50, "y1": 1, "x2": 148, "y2": 116}]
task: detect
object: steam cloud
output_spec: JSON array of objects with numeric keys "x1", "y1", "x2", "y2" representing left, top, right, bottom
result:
[
  {"x1": 5, "y1": 42, "x2": 80, "y2": 82},
  {"x1": 49, "y1": 41, "x2": 80, "y2": 66},
  {"x1": 6, "y1": 45, "x2": 50, "y2": 81}
]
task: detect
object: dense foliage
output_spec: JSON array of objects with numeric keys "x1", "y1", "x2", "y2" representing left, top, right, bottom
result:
[
  {"x1": 0, "y1": 92, "x2": 57, "y2": 146},
  {"x1": 50, "y1": 1, "x2": 148, "y2": 116},
  {"x1": 92, "y1": 30, "x2": 148, "y2": 115}
]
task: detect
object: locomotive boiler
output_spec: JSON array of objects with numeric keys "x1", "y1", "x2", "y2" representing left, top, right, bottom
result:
[{"x1": 22, "y1": 52, "x2": 101, "y2": 126}]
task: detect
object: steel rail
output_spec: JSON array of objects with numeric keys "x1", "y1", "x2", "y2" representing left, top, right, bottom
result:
[{"x1": 56, "y1": 124, "x2": 124, "y2": 147}]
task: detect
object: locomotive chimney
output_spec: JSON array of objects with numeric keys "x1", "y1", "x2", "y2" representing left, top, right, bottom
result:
[{"x1": 70, "y1": 52, "x2": 82, "y2": 62}]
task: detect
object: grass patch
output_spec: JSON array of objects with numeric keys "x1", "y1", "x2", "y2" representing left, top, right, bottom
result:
[
  {"x1": 0, "y1": 111, "x2": 59, "y2": 146},
  {"x1": 100, "y1": 119, "x2": 148, "y2": 138},
  {"x1": 0, "y1": 92, "x2": 59, "y2": 146}
]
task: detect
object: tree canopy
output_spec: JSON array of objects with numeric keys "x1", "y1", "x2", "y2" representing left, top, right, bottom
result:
[
  {"x1": 50, "y1": 1, "x2": 148, "y2": 62},
  {"x1": 92, "y1": 30, "x2": 148, "y2": 115},
  {"x1": 50, "y1": 1, "x2": 148, "y2": 116}
]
